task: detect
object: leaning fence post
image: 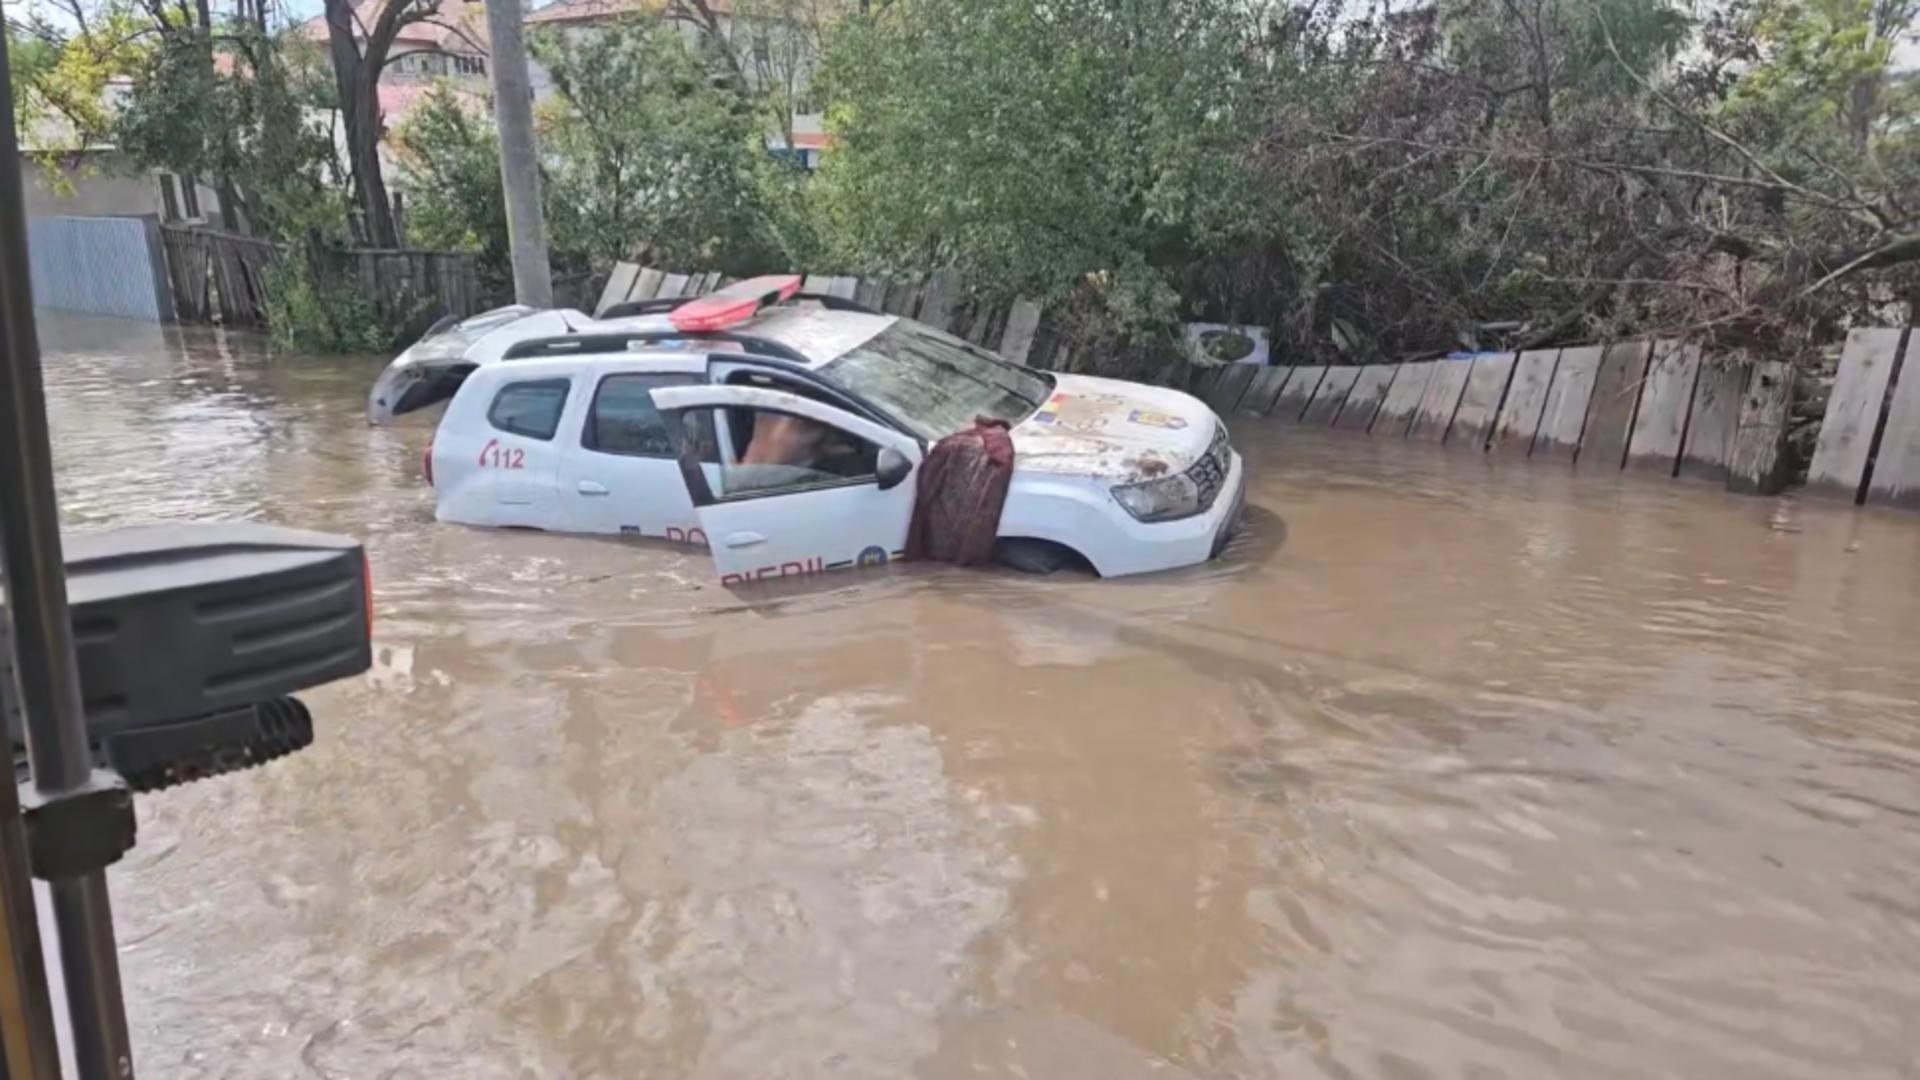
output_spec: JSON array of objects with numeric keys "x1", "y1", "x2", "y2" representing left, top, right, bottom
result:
[{"x1": 1728, "y1": 361, "x2": 1797, "y2": 495}]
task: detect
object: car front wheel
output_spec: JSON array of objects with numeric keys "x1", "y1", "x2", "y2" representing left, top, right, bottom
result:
[{"x1": 994, "y1": 538, "x2": 1086, "y2": 575}]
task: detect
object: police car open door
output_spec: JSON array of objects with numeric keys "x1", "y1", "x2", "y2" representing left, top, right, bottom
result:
[{"x1": 650, "y1": 385, "x2": 923, "y2": 584}]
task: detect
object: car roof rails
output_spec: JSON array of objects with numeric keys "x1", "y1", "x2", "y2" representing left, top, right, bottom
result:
[
  {"x1": 597, "y1": 292, "x2": 881, "y2": 321},
  {"x1": 500, "y1": 330, "x2": 813, "y2": 364}
]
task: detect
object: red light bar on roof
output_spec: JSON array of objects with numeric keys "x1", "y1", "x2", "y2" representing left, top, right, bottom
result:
[{"x1": 668, "y1": 274, "x2": 803, "y2": 332}]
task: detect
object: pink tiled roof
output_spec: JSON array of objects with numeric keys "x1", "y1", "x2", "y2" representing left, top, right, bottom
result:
[
  {"x1": 298, "y1": 0, "x2": 490, "y2": 52},
  {"x1": 526, "y1": 0, "x2": 730, "y2": 25},
  {"x1": 378, "y1": 82, "x2": 486, "y2": 123}
]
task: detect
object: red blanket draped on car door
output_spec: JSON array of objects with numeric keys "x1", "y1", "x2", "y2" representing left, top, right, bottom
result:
[{"x1": 904, "y1": 417, "x2": 1015, "y2": 566}]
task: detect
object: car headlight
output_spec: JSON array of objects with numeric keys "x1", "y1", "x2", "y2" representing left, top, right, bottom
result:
[{"x1": 1111, "y1": 472, "x2": 1204, "y2": 522}]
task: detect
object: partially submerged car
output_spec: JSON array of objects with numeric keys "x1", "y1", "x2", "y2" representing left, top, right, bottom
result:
[{"x1": 367, "y1": 276, "x2": 1245, "y2": 579}]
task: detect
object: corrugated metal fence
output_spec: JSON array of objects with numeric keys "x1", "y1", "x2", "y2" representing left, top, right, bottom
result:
[{"x1": 26, "y1": 215, "x2": 174, "y2": 321}]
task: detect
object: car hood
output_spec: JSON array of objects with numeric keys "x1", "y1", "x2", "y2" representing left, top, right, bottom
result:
[{"x1": 1008, "y1": 374, "x2": 1219, "y2": 480}]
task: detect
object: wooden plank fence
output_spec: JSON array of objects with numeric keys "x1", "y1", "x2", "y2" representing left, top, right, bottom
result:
[
  {"x1": 587, "y1": 260, "x2": 1919, "y2": 512},
  {"x1": 1238, "y1": 328, "x2": 1919, "y2": 500},
  {"x1": 1535, "y1": 345, "x2": 1602, "y2": 461},
  {"x1": 1679, "y1": 363, "x2": 1745, "y2": 484},
  {"x1": 1490, "y1": 349, "x2": 1559, "y2": 455},
  {"x1": 336, "y1": 247, "x2": 484, "y2": 331},
  {"x1": 1337, "y1": 366, "x2": 1396, "y2": 431},
  {"x1": 1729, "y1": 362, "x2": 1796, "y2": 495},
  {"x1": 1408, "y1": 359, "x2": 1472, "y2": 441},
  {"x1": 1373, "y1": 361, "x2": 1435, "y2": 436},
  {"x1": 1867, "y1": 331, "x2": 1920, "y2": 509},
  {"x1": 1449, "y1": 353, "x2": 1516, "y2": 450},
  {"x1": 1626, "y1": 340, "x2": 1700, "y2": 474},
  {"x1": 1275, "y1": 366, "x2": 1327, "y2": 420},
  {"x1": 1238, "y1": 366, "x2": 1290, "y2": 417},
  {"x1": 162, "y1": 226, "x2": 279, "y2": 326},
  {"x1": 162, "y1": 225, "x2": 485, "y2": 331},
  {"x1": 1303, "y1": 366, "x2": 1360, "y2": 425},
  {"x1": 1808, "y1": 328, "x2": 1903, "y2": 500},
  {"x1": 1581, "y1": 341, "x2": 1653, "y2": 469}
]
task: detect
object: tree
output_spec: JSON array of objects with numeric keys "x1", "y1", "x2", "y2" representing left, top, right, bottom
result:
[
  {"x1": 531, "y1": 17, "x2": 778, "y2": 269},
  {"x1": 323, "y1": 0, "x2": 408, "y2": 246},
  {"x1": 6, "y1": 0, "x2": 150, "y2": 171},
  {"x1": 113, "y1": 13, "x2": 337, "y2": 237},
  {"x1": 1245, "y1": 0, "x2": 1919, "y2": 364},
  {"x1": 667, "y1": 0, "x2": 835, "y2": 152},
  {"x1": 813, "y1": 0, "x2": 1266, "y2": 330},
  {"x1": 390, "y1": 82, "x2": 509, "y2": 281},
  {"x1": 314, "y1": 0, "x2": 482, "y2": 246}
]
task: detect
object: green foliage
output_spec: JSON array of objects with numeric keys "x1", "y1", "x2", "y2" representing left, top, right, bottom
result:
[
  {"x1": 261, "y1": 253, "x2": 391, "y2": 354},
  {"x1": 812, "y1": 0, "x2": 1265, "y2": 330},
  {"x1": 256, "y1": 196, "x2": 401, "y2": 353},
  {"x1": 113, "y1": 23, "x2": 339, "y2": 236},
  {"x1": 532, "y1": 18, "x2": 783, "y2": 271},
  {"x1": 1245, "y1": 0, "x2": 1917, "y2": 364},
  {"x1": 1724, "y1": 0, "x2": 1916, "y2": 151},
  {"x1": 8, "y1": 3, "x2": 150, "y2": 180},
  {"x1": 391, "y1": 84, "x2": 511, "y2": 285}
]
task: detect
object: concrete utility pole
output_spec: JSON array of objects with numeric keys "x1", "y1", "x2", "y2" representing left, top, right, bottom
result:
[{"x1": 483, "y1": 0, "x2": 554, "y2": 308}]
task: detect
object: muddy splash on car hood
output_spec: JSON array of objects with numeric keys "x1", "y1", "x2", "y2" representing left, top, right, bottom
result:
[{"x1": 1008, "y1": 374, "x2": 1219, "y2": 480}]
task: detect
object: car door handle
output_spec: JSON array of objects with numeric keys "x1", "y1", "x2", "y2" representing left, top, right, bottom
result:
[
  {"x1": 576, "y1": 480, "x2": 609, "y2": 496},
  {"x1": 724, "y1": 532, "x2": 766, "y2": 549}
]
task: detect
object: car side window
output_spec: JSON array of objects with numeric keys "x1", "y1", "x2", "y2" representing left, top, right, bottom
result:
[
  {"x1": 585, "y1": 374, "x2": 700, "y2": 457},
  {"x1": 487, "y1": 378, "x2": 570, "y2": 441},
  {"x1": 691, "y1": 406, "x2": 881, "y2": 499}
]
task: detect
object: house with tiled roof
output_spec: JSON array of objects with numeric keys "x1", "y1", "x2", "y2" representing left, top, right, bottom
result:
[{"x1": 296, "y1": 0, "x2": 495, "y2": 127}]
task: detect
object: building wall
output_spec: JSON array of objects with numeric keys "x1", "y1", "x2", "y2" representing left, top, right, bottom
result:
[
  {"x1": 21, "y1": 159, "x2": 158, "y2": 218},
  {"x1": 18, "y1": 153, "x2": 222, "y2": 224}
]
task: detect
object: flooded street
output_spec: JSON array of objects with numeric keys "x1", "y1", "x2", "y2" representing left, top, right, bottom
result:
[{"x1": 35, "y1": 312, "x2": 1920, "y2": 1079}]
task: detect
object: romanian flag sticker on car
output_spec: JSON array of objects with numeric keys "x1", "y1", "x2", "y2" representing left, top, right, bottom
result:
[
  {"x1": 1128, "y1": 409, "x2": 1188, "y2": 430},
  {"x1": 1032, "y1": 393, "x2": 1071, "y2": 424}
]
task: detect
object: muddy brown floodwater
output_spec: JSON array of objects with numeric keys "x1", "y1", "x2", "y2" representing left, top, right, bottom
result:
[{"x1": 30, "y1": 312, "x2": 1920, "y2": 1079}]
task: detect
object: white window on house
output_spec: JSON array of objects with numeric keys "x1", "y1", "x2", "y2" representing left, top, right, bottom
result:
[
  {"x1": 156, "y1": 172, "x2": 204, "y2": 223},
  {"x1": 453, "y1": 54, "x2": 486, "y2": 76},
  {"x1": 180, "y1": 174, "x2": 202, "y2": 219},
  {"x1": 158, "y1": 173, "x2": 180, "y2": 221}
]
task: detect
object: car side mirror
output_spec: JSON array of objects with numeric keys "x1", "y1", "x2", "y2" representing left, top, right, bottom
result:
[{"x1": 876, "y1": 447, "x2": 914, "y2": 491}]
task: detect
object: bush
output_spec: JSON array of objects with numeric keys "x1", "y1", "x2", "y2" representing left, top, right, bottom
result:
[
  {"x1": 532, "y1": 18, "x2": 788, "y2": 272},
  {"x1": 812, "y1": 0, "x2": 1267, "y2": 334},
  {"x1": 391, "y1": 83, "x2": 513, "y2": 289},
  {"x1": 260, "y1": 250, "x2": 391, "y2": 354}
]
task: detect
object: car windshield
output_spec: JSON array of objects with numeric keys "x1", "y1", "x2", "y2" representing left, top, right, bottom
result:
[{"x1": 818, "y1": 320, "x2": 1053, "y2": 440}]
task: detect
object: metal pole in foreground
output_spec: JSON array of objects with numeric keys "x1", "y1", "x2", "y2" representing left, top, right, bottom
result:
[
  {"x1": 0, "y1": 29, "x2": 135, "y2": 1080},
  {"x1": 0, "y1": 627, "x2": 61, "y2": 1080},
  {"x1": 483, "y1": 0, "x2": 554, "y2": 308}
]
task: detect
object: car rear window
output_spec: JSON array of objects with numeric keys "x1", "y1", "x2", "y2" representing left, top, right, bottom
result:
[{"x1": 488, "y1": 379, "x2": 570, "y2": 440}]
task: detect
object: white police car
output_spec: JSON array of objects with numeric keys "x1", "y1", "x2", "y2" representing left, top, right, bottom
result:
[{"x1": 367, "y1": 276, "x2": 1245, "y2": 580}]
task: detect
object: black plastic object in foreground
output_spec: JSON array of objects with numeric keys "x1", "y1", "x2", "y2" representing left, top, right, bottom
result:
[{"x1": 6, "y1": 524, "x2": 372, "y2": 788}]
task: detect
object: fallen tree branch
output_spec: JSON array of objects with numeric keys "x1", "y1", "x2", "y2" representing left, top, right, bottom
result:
[{"x1": 1798, "y1": 233, "x2": 1920, "y2": 299}]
